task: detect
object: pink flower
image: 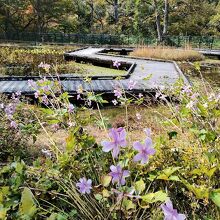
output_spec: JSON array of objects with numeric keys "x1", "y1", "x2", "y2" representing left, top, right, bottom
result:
[
  {"x1": 138, "y1": 93, "x2": 143, "y2": 98},
  {"x1": 113, "y1": 61, "x2": 121, "y2": 69},
  {"x1": 133, "y1": 137, "x2": 156, "y2": 164},
  {"x1": 76, "y1": 178, "x2": 92, "y2": 194},
  {"x1": 112, "y1": 99, "x2": 118, "y2": 105},
  {"x1": 68, "y1": 104, "x2": 74, "y2": 113},
  {"x1": 34, "y1": 91, "x2": 40, "y2": 99},
  {"x1": 161, "y1": 200, "x2": 186, "y2": 220},
  {"x1": 101, "y1": 127, "x2": 127, "y2": 158},
  {"x1": 114, "y1": 87, "x2": 122, "y2": 98},
  {"x1": 10, "y1": 121, "x2": 18, "y2": 129},
  {"x1": 109, "y1": 165, "x2": 130, "y2": 186},
  {"x1": 28, "y1": 80, "x2": 37, "y2": 88},
  {"x1": 128, "y1": 80, "x2": 137, "y2": 90}
]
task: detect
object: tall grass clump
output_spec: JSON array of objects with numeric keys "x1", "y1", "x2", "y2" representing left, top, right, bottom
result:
[{"x1": 130, "y1": 47, "x2": 205, "y2": 61}]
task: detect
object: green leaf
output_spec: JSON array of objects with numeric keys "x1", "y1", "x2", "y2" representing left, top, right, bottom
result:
[
  {"x1": 143, "y1": 74, "x2": 153, "y2": 81},
  {"x1": 181, "y1": 179, "x2": 209, "y2": 199},
  {"x1": 95, "y1": 194, "x2": 103, "y2": 201},
  {"x1": 142, "y1": 191, "x2": 168, "y2": 203},
  {"x1": 66, "y1": 133, "x2": 76, "y2": 151},
  {"x1": 157, "y1": 167, "x2": 181, "y2": 180},
  {"x1": 123, "y1": 199, "x2": 136, "y2": 210},
  {"x1": 0, "y1": 205, "x2": 7, "y2": 220},
  {"x1": 19, "y1": 187, "x2": 37, "y2": 218},
  {"x1": 210, "y1": 189, "x2": 220, "y2": 207},
  {"x1": 135, "y1": 179, "x2": 146, "y2": 193}
]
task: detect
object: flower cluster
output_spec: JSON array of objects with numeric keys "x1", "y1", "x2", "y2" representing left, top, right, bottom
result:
[
  {"x1": 77, "y1": 127, "x2": 156, "y2": 194},
  {"x1": 1, "y1": 91, "x2": 21, "y2": 129}
]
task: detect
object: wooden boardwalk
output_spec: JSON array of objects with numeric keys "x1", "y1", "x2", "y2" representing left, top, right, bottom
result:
[{"x1": 0, "y1": 47, "x2": 188, "y2": 95}]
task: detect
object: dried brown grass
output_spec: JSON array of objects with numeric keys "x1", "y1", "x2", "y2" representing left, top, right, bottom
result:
[{"x1": 130, "y1": 47, "x2": 205, "y2": 61}]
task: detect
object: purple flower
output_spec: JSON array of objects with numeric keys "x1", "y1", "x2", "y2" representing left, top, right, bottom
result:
[
  {"x1": 138, "y1": 93, "x2": 143, "y2": 98},
  {"x1": 68, "y1": 104, "x2": 74, "y2": 113},
  {"x1": 28, "y1": 80, "x2": 37, "y2": 89},
  {"x1": 51, "y1": 124, "x2": 59, "y2": 131},
  {"x1": 76, "y1": 178, "x2": 92, "y2": 194},
  {"x1": 112, "y1": 99, "x2": 118, "y2": 105},
  {"x1": 42, "y1": 85, "x2": 50, "y2": 93},
  {"x1": 34, "y1": 91, "x2": 40, "y2": 99},
  {"x1": 113, "y1": 61, "x2": 121, "y2": 69},
  {"x1": 191, "y1": 93, "x2": 199, "y2": 100},
  {"x1": 77, "y1": 94, "x2": 81, "y2": 100},
  {"x1": 15, "y1": 91, "x2": 21, "y2": 96},
  {"x1": 42, "y1": 95, "x2": 48, "y2": 105},
  {"x1": 41, "y1": 149, "x2": 52, "y2": 158},
  {"x1": 5, "y1": 103, "x2": 16, "y2": 116},
  {"x1": 161, "y1": 200, "x2": 186, "y2": 220},
  {"x1": 114, "y1": 87, "x2": 122, "y2": 98},
  {"x1": 128, "y1": 80, "x2": 137, "y2": 90},
  {"x1": 109, "y1": 165, "x2": 130, "y2": 186},
  {"x1": 182, "y1": 85, "x2": 192, "y2": 94},
  {"x1": 133, "y1": 137, "x2": 156, "y2": 164},
  {"x1": 101, "y1": 127, "x2": 127, "y2": 158},
  {"x1": 10, "y1": 121, "x2": 18, "y2": 129}
]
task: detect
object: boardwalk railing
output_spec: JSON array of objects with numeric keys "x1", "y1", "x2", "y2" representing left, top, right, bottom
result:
[{"x1": 0, "y1": 32, "x2": 219, "y2": 49}]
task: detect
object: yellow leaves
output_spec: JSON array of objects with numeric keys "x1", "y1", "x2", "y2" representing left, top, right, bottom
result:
[
  {"x1": 102, "y1": 189, "x2": 110, "y2": 198},
  {"x1": 141, "y1": 191, "x2": 168, "y2": 203},
  {"x1": 19, "y1": 188, "x2": 37, "y2": 218},
  {"x1": 157, "y1": 167, "x2": 181, "y2": 181},
  {"x1": 101, "y1": 175, "x2": 112, "y2": 187},
  {"x1": 181, "y1": 179, "x2": 209, "y2": 199},
  {"x1": 122, "y1": 199, "x2": 136, "y2": 211},
  {"x1": 134, "y1": 179, "x2": 145, "y2": 193},
  {"x1": 0, "y1": 206, "x2": 7, "y2": 220},
  {"x1": 65, "y1": 133, "x2": 76, "y2": 151}
]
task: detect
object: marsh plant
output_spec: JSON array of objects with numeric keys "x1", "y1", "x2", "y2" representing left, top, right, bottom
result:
[{"x1": 0, "y1": 64, "x2": 219, "y2": 219}]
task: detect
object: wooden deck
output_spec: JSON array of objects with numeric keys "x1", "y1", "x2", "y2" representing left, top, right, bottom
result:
[{"x1": 0, "y1": 47, "x2": 189, "y2": 96}]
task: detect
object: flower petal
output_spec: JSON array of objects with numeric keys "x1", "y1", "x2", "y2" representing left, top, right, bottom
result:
[
  {"x1": 177, "y1": 214, "x2": 186, "y2": 220},
  {"x1": 112, "y1": 147, "x2": 120, "y2": 158},
  {"x1": 133, "y1": 141, "x2": 143, "y2": 151},
  {"x1": 87, "y1": 179, "x2": 92, "y2": 185},
  {"x1": 101, "y1": 141, "x2": 114, "y2": 152},
  {"x1": 110, "y1": 165, "x2": 117, "y2": 172},
  {"x1": 147, "y1": 147, "x2": 156, "y2": 155},
  {"x1": 145, "y1": 137, "x2": 153, "y2": 148},
  {"x1": 123, "y1": 170, "x2": 130, "y2": 177},
  {"x1": 133, "y1": 153, "x2": 143, "y2": 162}
]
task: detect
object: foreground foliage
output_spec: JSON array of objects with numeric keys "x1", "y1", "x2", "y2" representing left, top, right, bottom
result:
[{"x1": 0, "y1": 68, "x2": 219, "y2": 219}]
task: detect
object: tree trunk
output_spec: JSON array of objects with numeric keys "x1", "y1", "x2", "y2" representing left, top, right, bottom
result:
[
  {"x1": 163, "y1": 0, "x2": 169, "y2": 37},
  {"x1": 90, "y1": 0, "x2": 94, "y2": 31},
  {"x1": 114, "y1": 0, "x2": 119, "y2": 23},
  {"x1": 153, "y1": 0, "x2": 162, "y2": 42}
]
